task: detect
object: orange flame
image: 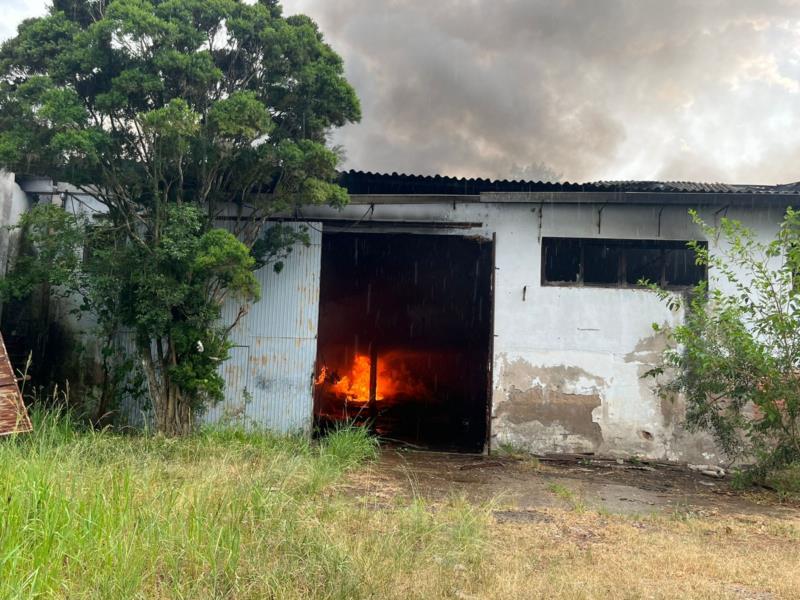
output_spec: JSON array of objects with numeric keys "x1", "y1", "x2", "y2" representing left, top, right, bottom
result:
[
  {"x1": 328, "y1": 355, "x2": 375, "y2": 403},
  {"x1": 315, "y1": 366, "x2": 329, "y2": 386},
  {"x1": 316, "y1": 353, "x2": 428, "y2": 404}
]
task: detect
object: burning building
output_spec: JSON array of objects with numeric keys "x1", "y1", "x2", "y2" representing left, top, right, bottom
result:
[
  {"x1": 205, "y1": 171, "x2": 800, "y2": 462},
  {"x1": 14, "y1": 171, "x2": 800, "y2": 461},
  {"x1": 312, "y1": 232, "x2": 493, "y2": 451}
]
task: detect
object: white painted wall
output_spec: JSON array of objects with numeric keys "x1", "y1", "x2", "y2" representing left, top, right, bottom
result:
[
  {"x1": 0, "y1": 172, "x2": 30, "y2": 278},
  {"x1": 301, "y1": 197, "x2": 789, "y2": 463}
]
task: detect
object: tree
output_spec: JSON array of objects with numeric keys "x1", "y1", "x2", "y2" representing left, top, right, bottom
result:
[
  {"x1": 0, "y1": 0, "x2": 360, "y2": 434},
  {"x1": 647, "y1": 210, "x2": 800, "y2": 478}
]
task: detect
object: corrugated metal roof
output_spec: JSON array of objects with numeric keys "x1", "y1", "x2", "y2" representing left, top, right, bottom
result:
[
  {"x1": 339, "y1": 170, "x2": 800, "y2": 196},
  {"x1": 0, "y1": 332, "x2": 32, "y2": 436}
]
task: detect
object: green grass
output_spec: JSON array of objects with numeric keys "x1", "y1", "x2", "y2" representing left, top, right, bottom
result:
[
  {"x1": 0, "y1": 410, "x2": 488, "y2": 599},
  {"x1": 546, "y1": 482, "x2": 587, "y2": 512},
  {"x1": 546, "y1": 482, "x2": 575, "y2": 501},
  {"x1": 9, "y1": 411, "x2": 797, "y2": 599}
]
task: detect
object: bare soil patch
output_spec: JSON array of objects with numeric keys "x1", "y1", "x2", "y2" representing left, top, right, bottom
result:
[
  {"x1": 340, "y1": 450, "x2": 800, "y2": 598},
  {"x1": 342, "y1": 449, "x2": 800, "y2": 517}
]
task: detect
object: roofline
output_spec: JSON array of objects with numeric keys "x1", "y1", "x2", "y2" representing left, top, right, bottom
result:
[
  {"x1": 480, "y1": 191, "x2": 799, "y2": 205},
  {"x1": 339, "y1": 169, "x2": 800, "y2": 197},
  {"x1": 345, "y1": 191, "x2": 799, "y2": 206}
]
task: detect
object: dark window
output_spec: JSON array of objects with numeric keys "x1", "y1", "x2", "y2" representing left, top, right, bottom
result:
[
  {"x1": 625, "y1": 247, "x2": 663, "y2": 285},
  {"x1": 664, "y1": 247, "x2": 706, "y2": 287},
  {"x1": 543, "y1": 237, "x2": 581, "y2": 283},
  {"x1": 542, "y1": 237, "x2": 706, "y2": 289},
  {"x1": 583, "y1": 241, "x2": 621, "y2": 284}
]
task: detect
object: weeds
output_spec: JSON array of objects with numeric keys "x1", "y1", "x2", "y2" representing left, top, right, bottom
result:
[
  {"x1": 494, "y1": 442, "x2": 540, "y2": 470},
  {"x1": 547, "y1": 482, "x2": 576, "y2": 501},
  {"x1": 765, "y1": 463, "x2": 800, "y2": 501},
  {"x1": 3, "y1": 412, "x2": 798, "y2": 598},
  {"x1": 547, "y1": 482, "x2": 587, "y2": 512}
]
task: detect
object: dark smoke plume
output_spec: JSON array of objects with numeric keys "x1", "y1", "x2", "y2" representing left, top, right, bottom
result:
[{"x1": 284, "y1": 0, "x2": 800, "y2": 183}]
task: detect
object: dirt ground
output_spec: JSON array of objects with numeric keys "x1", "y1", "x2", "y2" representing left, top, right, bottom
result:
[
  {"x1": 342, "y1": 449, "x2": 800, "y2": 518},
  {"x1": 337, "y1": 450, "x2": 800, "y2": 599}
]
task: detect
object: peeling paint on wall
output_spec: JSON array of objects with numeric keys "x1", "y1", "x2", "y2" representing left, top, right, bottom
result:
[
  {"x1": 492, "y1": 328, "x2": 722, "y2": 463},
  {"x1": 492, "y1": 357, "x2": 605, "y2": 454}
]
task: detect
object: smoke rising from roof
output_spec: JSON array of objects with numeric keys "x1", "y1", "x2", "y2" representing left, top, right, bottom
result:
[{"x1": 283, "y1": 0, "x2": 800, "y2": 184}]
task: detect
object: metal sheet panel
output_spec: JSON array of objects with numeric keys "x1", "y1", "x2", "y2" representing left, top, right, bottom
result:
[
  {"x1": 241, "y1": 336, "x2": 316, "y2": 434},
  {"x1": 115, "y1": 331, "x2": 152, "y2": 429},
  {"x1": 339, "y1": 169, "x2": 800, "y2": 196},
  {"x1": 206, "y1": 223, "x2": 322, "y2": 433},
  {"x1": 205, "y1": 345, "x2": 251, "y2": 426}
]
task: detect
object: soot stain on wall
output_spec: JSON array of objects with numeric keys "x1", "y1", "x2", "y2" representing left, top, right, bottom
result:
[{"x1": 501, "y1": 387, "x2": 603, "y2": 445}]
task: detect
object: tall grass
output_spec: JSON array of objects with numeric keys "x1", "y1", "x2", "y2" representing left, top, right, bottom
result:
[
  {"x1": 3, "y1": 411, "x2": 799, "y2": 598},
  {"x1": 0, "y1": 410, "x2": 487, "y2": 599}
]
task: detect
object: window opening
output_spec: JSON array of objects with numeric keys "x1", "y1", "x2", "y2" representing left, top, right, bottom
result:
[{"x1": 542, "y1": 237, "x2": 706, "y2": 289}]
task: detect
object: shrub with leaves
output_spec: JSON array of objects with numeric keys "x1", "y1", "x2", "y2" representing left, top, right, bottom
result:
[{"x1": 647, "y1": 209, "x2": 800, "y2": 477}]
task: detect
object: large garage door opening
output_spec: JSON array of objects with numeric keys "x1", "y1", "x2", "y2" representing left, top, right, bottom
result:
[{"x1": 314, "y1": 232, "x2": 494, "y2": 453}]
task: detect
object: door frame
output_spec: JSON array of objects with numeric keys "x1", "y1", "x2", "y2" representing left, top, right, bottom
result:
[{"x1": 314, "y1": 228, "x2": 496, "y2": 453}]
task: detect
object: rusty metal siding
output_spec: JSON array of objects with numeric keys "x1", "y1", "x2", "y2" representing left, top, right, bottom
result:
[
  {"x1": 206, "y1": 223, "x2": 322, "y2": 433},
  {"x1": 0, "y1": 332, "x2": 32, "y2": 436}
]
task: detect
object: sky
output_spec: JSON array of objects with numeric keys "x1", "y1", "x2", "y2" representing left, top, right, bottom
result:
[{"x1": 3, "y1": 0, "x2": 800, "y2": 184}]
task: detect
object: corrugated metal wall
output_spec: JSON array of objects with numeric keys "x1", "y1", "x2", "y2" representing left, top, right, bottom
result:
[
  {"x1": 116, "y1": 222, "x2": 322, "y2": 434},
  {"x1": 204, "y1": 223, "x2": 322, "y2": 434},
  {"x1": 116, "y1": 331, "x2": 151, "y2": 430}
]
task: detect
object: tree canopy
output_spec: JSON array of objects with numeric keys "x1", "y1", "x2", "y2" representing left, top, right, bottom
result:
[
  {"x1": 0, "y1": 0, "x2": 359, "y2": 213},
  {"x1": 0, "y1": 0, "x2": 361, "y2": 434}
]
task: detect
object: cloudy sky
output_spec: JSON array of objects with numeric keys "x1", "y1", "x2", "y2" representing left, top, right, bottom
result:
[{"x1": 3, "y1": 1, "x2": 800, "y2": 184}]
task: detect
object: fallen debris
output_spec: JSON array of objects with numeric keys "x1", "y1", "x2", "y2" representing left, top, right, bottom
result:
[{"x1": 688, "y1": 464, "x2": 726, "y2": 478}]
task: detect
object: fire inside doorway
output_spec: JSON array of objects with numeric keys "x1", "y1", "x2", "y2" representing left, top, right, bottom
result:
[{"x1": 314, "y1": 232, "x2": 494, "y2": 452}]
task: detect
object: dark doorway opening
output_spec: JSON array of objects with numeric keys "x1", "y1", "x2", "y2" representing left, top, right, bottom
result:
[{"x1": 314, "y1": 232, "x2": 493, "y2": 453}]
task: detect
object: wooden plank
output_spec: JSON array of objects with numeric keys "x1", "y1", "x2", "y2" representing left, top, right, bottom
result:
[{"x1": 0, "y1": 333, "x2": 32, "y2": 436}]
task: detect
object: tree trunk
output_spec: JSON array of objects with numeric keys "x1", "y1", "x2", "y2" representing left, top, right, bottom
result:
[
  {"x1": 93, "y1": 332, "x2": 116, "y2": 427},
  {"x1": 140, "y1": 342, "x2": 194, "y2": 436}
]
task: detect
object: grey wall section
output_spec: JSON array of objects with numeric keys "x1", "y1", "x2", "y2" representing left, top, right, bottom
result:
[
  {"x1": 205, "y1": 223, "x2": 322, "y2": 434},
  {"x1": 0, "y1": 172, "x2": 30, "y2": 284},
  {"x1": 116, "y1": 331, "x2": 151, "y2": 430}
]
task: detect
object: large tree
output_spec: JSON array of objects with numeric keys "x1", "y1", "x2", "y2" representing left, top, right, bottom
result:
[{"x1": 0, "y1": 0, "x2": 360, "y2": 434}]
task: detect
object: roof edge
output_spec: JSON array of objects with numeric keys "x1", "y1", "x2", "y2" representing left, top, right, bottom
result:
[{"x1": 339, "y1": 170, "x2": 800, "y2": 197}]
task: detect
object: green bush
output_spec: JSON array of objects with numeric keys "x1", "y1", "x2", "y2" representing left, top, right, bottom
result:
[{"x1": 647, "y1": 209, "x2": 800, "y2": 479}]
